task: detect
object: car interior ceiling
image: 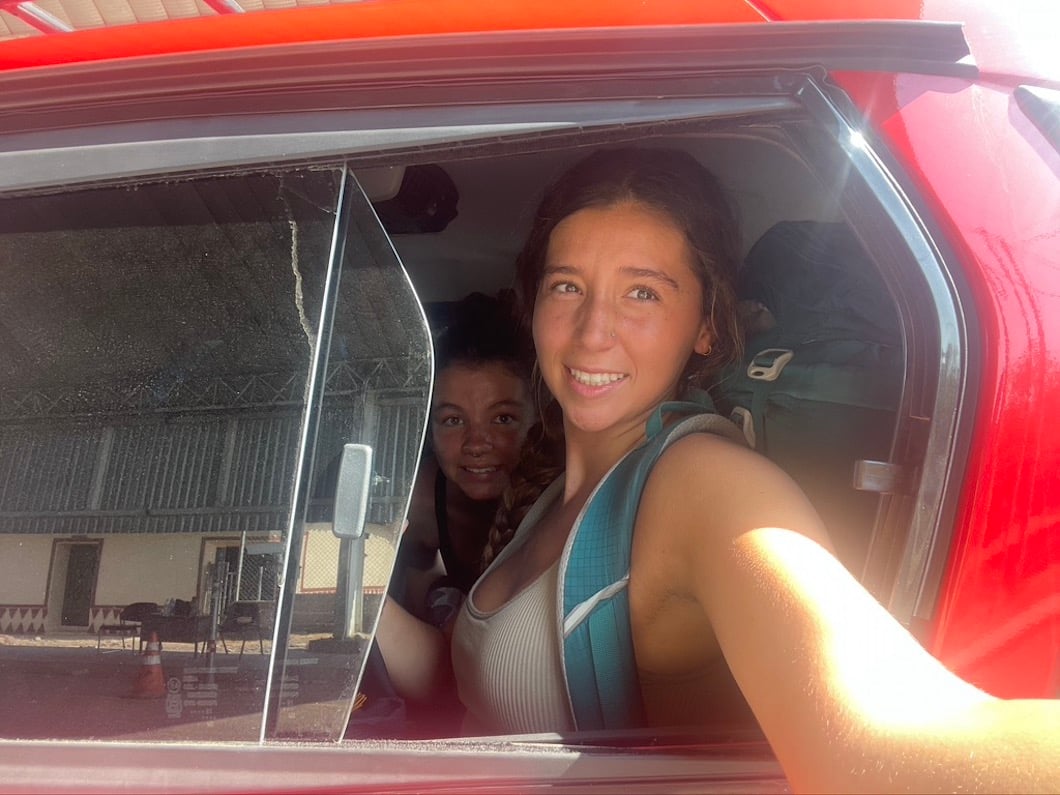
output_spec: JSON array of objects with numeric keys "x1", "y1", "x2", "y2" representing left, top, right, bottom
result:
[{"x1": 391, "y1": 134, "x2": 848, "y2": 308}]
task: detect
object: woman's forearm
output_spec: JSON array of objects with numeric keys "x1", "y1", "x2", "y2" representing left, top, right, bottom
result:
[{"x1": 375, "y1": 595, "x2": 453, "y2": 702}]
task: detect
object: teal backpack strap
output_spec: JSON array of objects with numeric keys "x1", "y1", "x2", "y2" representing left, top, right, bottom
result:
[{"x1": 560, "y1": 392, "x2": 746, "y2": 730}]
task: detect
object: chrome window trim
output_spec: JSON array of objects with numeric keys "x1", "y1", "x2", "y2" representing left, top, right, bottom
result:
[{"x1": 794, "y1": 78, "x2": 971, "y2": 623}]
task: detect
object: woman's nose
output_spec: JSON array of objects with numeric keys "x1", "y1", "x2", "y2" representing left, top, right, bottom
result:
[
  {"x1": 462, "y1": 425, "x2": 493, "y2": 455},
  {"x1": 574, "y1": 294, "x2": 616, "y2": 348}
]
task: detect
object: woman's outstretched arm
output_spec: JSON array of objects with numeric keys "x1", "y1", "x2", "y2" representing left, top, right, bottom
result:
[
  {"x1": 711, "y1": 525, "x2": 1059, "y2": 793},
  {"x1": 642, "y1": 434, "x2": 1060, "y2": 794},
  {"x1": 375, "y1": 595, "x2": 453, "y2": 703}
]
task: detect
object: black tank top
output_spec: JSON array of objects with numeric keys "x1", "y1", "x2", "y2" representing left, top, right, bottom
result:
[{"x1": 433, "y1": 470, "x2": 481, "y2": 593}]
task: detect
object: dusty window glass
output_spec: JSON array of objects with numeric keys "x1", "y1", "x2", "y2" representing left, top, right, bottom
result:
[
  {"x1": 268, "y1": 175, "x2": 430, "y2": 741},
  {"x1": 0, "y1": 168, "x2": 429, "y2": 742}
]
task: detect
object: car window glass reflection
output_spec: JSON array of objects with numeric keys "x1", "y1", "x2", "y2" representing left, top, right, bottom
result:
[
  {"x1": 267, "y1": 173, "x2": 430, "y2": 740},
  {"x1": 0, "y1": 168, "x2": 400, "y2": 742}
]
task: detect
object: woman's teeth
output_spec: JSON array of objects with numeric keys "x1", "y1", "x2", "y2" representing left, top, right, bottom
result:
[{"x1": 569, "y1": 368, "x2": 626, "y2": 387}]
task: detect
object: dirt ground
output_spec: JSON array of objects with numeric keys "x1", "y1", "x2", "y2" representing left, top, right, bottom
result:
[
  {"x1": 0, "y1": 631, "x2": 361, "y2": 742},
  {"x1": 0, "y1": 630, "x2": 118, "y2": 648},
  {"x1": 0, "y1": 629, "x2": 331, "y2": 650}
]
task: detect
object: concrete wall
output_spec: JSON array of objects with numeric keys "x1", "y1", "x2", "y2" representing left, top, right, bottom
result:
[
  {"x1": 0, "y1": 524, "x2": 398, "y2": 634},
  {"x1": 300, "y1": 522, "x2": 397, "y2": 592},
  {"x1": 95, "y1": 535, "x2": 201, "y2": 607},
  {"x1": 0, "y1": 536, "x2": 52, "y2": 604},
  {"x1": 301, "y1": 524, "x2": 341, "y2": 591},
  {"x1": 0, "y1": 534, "x2": 204, "y2": 632}
]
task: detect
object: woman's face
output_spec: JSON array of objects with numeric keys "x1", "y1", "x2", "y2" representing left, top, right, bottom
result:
[
  {"x1": 430, "y1": 362, "x2": 532, "y2": 502},
  {"x1": 532, "y1": 200, "x2": 711, "y2": 439}
]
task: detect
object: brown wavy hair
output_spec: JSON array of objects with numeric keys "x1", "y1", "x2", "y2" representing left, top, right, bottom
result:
[{"x1": 481, "y1": 146, "x2": 743, "y2": 569}]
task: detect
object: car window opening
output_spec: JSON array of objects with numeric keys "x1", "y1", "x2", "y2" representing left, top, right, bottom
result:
[{"x1": 0, "y1": 120, "x2": 937, "y2": 750}]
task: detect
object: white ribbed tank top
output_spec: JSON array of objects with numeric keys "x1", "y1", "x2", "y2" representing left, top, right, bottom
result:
[{"x1": 450, "y1": 479, "x2": 574, "y2": 735}]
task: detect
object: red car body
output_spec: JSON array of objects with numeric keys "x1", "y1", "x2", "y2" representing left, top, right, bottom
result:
[{"x1": 0, "y1": 0, "x2": 1056, "y2": 791}]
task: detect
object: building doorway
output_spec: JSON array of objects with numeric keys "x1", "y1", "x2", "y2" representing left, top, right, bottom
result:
[
  {"x1": 197, "y1": 536, "x2": 281, "y2": 623},
  {"x1": 198, "y1": 540, "x2": 240, "y2": 622},
  {"x1": 47, "y1": 541, "x2": 101, "y2": 630}
]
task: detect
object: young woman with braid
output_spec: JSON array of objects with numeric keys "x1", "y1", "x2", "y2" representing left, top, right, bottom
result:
[
  {"x1": 373, "y1": 293, "x2": 535, "y2": 732},
  {"x1": 391, "y1": 292, "x2": 533, "y2": 626},
  {"x1": 379, "y1": 148, "x2": 1060, "y2": 792}
]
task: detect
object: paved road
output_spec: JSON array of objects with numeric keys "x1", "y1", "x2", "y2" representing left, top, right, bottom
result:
[{"x1": 0, "y1": 640, "x2": 359, "y2": 742}]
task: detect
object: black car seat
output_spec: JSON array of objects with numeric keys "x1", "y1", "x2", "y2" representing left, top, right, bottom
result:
[{"x1": 711, "y1": 221, "x2": 903, "y2": 575}]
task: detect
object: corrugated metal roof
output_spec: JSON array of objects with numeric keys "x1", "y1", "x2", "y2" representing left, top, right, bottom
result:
[{"x1": 0, "y1": 0, "x2": 352, "y2": 41}]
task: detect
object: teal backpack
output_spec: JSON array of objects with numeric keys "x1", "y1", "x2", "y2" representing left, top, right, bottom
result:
[
  {"x1": 711, "y1": 221, "x2": 903, "y2": 573},
  {"x1": 558, "y1": 392, "x2": 746, "y2": 731}
]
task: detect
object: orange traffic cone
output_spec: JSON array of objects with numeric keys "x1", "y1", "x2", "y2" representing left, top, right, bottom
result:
[{"x1": 130, "y1": 631, "x2": 166, "y2": 698}]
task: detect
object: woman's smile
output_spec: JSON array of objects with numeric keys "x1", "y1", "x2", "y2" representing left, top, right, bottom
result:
[{"x1": 567, "y1": 366, "x2": 628, "y2": 388}]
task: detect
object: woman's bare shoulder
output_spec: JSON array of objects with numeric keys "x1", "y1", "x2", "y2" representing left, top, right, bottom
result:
[
  {"x1": 641, "y1": 432, "x2": 829, "y2": 548},
  {"x1": 631, "y1": 431, "x2": 832, "y2": 638}
]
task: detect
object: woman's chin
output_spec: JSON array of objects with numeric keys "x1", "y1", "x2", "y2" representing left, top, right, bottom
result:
[
  {"x1": 561, "y1": 403, "x2": 630, "y2": 434},
  {"x1": 452, "y1": 473, "x2": 507, "y2": 503}
]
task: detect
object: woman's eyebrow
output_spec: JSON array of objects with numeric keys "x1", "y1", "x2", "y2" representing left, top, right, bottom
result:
[
  {"x1": 489, "y1": 399, "x2": 526, "y2": 411},
  {"x1": 542, "y1": 264, "x2": 577, "y2": 277},
  {"x1": 431, "y1": 401, "x2": 462, "y2": 414},
  {"x1": 543, "y1": 263, "x2": 682, "y2": 291},
  {"x1": 620, "y1": 266, "x2": 681, "y2": 291}
]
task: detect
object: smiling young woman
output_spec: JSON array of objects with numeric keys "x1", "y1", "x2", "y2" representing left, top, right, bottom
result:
[{"x1": 391, "y1": 293, "x2": 533, "y2": 624}]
